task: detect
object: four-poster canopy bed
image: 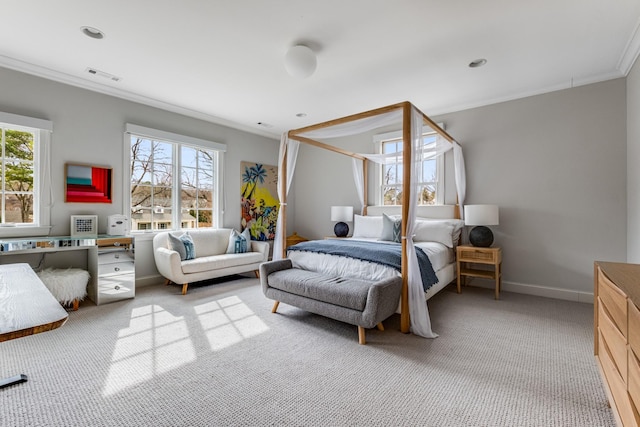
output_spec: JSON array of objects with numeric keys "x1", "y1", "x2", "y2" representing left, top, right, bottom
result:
[{"x1": 273, "y1": 101, "x2": 466, "y2": 338}]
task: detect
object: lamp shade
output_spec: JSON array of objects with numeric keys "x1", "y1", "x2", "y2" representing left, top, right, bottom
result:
[
  {"x1": 464, "y1": 205, "x2": 499, "y2": 226},
  {"x1": 284, "y1": 45, "x2": 317, "y2": 78},
  {"x1": 331, "y1": 206, "x2": 353, "y2": 222}
]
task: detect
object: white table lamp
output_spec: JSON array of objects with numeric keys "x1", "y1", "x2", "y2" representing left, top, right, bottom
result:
[{"x1": 464, "y1": 204, "x2": 499, "y2": 247}]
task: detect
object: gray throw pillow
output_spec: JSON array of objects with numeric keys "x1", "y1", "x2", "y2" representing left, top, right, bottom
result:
[
  {"x1": 168, "y1": 233, "x2": 187, "y2": 260},
  {"x1": 380, "y1": 213, "x2": 402, "y2": 243}
]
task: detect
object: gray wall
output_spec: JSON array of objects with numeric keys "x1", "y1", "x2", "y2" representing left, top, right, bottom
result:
[
  {"x1": 0, "y1": 66, "x2": 279, "y2": 284},
  {"x1": 291, "y1": 79, "x2": 627, "y2": 300},
  {"x1": 628, "y1": 56, "x2": 640, "y2": 263}
]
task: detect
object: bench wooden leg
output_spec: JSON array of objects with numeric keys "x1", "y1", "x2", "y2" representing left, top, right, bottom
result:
[
  {"x1": 376, "y1": 323, "x2": 384, "y2": 331},
  {"x1": 254, "y1": 270, "x2": 259, "y2": 278},
  {"x1": 271, "y1": 301, "x2": 280, "y2": 313},
  {"x1": 181, "y1": 283, "x2": 189, "y2": 295},
  {"x1": 72, "y1": 299, "x2": 79, "y2": 311},
  {"x1": 165, "y1": 279, "x2": 171, "y2": 286},
  {"x1": 358, "y1": 326, "x2": 366, "y2": 345}
]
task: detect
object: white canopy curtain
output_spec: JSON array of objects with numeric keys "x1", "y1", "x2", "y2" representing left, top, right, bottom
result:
[
  {"x1": 278, "y1": 102, "x2": 464, "y2": 337},
  {"x1": 272, "y1": 135, "x2": 299, "y2": 261}
]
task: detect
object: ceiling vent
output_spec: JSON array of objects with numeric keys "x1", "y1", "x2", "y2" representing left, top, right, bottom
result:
[{"x1": 85, "y1": 67, "x2": 122, "y2": 82}]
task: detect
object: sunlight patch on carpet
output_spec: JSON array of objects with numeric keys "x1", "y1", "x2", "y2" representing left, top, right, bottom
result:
[
  {"x1": 195, "y1": 295, "x2": 269, "y2": 351},
  {"x1": 102, "y1": 304, "x2": 196, "y2": 396}
]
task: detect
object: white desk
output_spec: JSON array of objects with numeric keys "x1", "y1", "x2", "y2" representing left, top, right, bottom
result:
[{"x1": 0, "y1": 235, "x2": 134, "y2": 305}]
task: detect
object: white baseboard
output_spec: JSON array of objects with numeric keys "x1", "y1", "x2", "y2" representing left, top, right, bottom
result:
[
  {"x1": 136, "y1": 274, "x2": 165, "y2": 288},
  {"x1": 465, "y1": 278, "x2": 594, "y2": 304}
]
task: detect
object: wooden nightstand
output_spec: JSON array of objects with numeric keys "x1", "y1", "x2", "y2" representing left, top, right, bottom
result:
[{"x1": 456, "y1": 245, "x2": 502, "y2": 299}]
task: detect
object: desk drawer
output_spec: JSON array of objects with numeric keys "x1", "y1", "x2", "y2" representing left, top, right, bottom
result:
[
  {"x1": 98, "y1": 250, "x2": 133, "y2": 265},
  {"x1": 98, "y1": 274, "x2": 135, "y2": 302},
  {"x1": 98, "y1": 261, "x2": 134, "y2": 277},
  {"x1": 599, "y1": 301, "x2": 628, "y2": 379},
  {"x1": 598, "y1": 268, "x2": 628, "y2": 336},
  {"x1": 97, "y1": 237, "x2": 132, "y2": 248}
]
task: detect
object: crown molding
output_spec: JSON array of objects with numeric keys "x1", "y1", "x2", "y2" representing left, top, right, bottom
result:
[{"x1": 618, "y1": 17, "x2": 640, "y2": 75}]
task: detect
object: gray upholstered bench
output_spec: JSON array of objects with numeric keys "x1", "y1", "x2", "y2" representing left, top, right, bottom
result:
[{"x1": 259, "y1": 259, "x2": 402, "y2": 344}]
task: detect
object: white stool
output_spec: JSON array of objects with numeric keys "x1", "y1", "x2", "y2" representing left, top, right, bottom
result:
[{"x1": 37, "y1": 268, "x2": 90, "y2": 311}]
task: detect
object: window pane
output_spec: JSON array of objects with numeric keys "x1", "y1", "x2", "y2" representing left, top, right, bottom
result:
[
  {"x1": 181, "y1": 146, "x2": 198, "y2": 168},
  {"x1": 152, "y1": 164, "x2": 171, "y2": 186},
  {"x1": 181, "y1": 167, "x2": 197, "y2": 190},
  {"x1": 5, "y1": 129, "x2": 34, "y2": 161},
  {"x1": 153, "y1": 187, "x2": 172, "y2": 209},
  {"x1": 423, "y1": 159, "x2": 436, "y2": 181},
  {"x1": 5, "y1": 159, "x2": 33, "y2": 192},
  {"x1": 197, "y1": 190, "x2": 213, "y2": 209},
  {"x1": 5, "y1": 193, "x2": 33, "y2": 223},
  {"x1": 131, "y1": 184, "x2": 152, "y2": 210},
  {"x1": 153, "y1": 141, "x2": 173, "y2": 165},
  {"x1": 131, "y1": 160, "x2": 152, "y2": 185},
  {"x1": 196, "y1": 209, "x2": 212, "y2": 228},
  {"x1": 181, "y1": 192, "x2": 197, "y2": 214}
]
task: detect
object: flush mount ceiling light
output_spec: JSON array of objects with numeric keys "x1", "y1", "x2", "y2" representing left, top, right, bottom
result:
[
  {"x1": 81, "y1": 26, "x2": 105, "y2": 39},
  {"x1": 284, "y1": 45, "x2": 317, "y2": 78},
  {"x1": 469, "y1": 58, "x2": 487, "y2": 68},
  {"x1": 295, "y1": 113, "x2": 307, "y2": 118}
]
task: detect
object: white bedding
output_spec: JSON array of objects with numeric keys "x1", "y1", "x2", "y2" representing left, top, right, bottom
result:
[{"x1": 287, "y1": 238, "x2": 455, "y2": 300}]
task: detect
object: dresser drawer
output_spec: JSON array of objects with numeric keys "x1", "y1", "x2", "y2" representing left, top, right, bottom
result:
[
  {"x1": 599, "y1": 301, "x2": 628, "y2": 379},
  {"x1": 98, "y1": 250, "x2": 133, "y2": 265},
  {"x1": 599, "y1": 268, "x2": 628, "y2": 336},
  {"x1": 599, "y1": 330, "x2": 637, "y2": 427},
  {"x1": 630, "y1": 300, "x2": 640, "y2": 360},
  {"x1": 98, "y1": 261, "x2": 134, "y2": 277},
  {"x1": 628, "y1": 349, "x2": 640, "y2": 424}
]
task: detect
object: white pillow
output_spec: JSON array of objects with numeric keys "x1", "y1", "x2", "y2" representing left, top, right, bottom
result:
[
  {"x1": 226, "y1": 228, "x2": 252, "y2": 254},
  {"x1": 413, "y1": 219, "x2": 464, "y2": 248},
  {"x1": 352, "y1": 215, "x2": 383, "y2": 239}
]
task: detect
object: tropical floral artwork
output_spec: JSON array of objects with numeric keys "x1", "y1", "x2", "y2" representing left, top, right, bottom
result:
[{"x1": 240, "y1": 162, "x2": 279, "y2": 241}]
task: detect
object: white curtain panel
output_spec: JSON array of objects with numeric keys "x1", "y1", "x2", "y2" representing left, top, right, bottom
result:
[
  {"x1": 273, "y1": 135, "x2": 299, "y2": 260},
  {"x1": 351, "y1": 158, "x2": 365, "y2": 215},
  {"x1": 407, "y1": 107, "x2": 437, "y2": 338}
]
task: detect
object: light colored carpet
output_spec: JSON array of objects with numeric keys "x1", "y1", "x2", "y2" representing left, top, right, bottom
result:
[{"x1": 0, "y1": 277, "x2": 614, "y2": 427}]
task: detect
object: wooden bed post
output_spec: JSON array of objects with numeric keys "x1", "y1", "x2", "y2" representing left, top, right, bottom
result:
[
  {"x1": 280, "y1": 144, "x2": 288, "y2": 259},
  {"x1": 400, "y1": 102, "x2": 412, "y2": 334},
  {"x1": 363, "y1": 159, "x2": 368, "y2": 215}
]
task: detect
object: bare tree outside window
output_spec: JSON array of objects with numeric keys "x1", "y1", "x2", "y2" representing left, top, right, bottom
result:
[{"x1": 130, "y1": 135, "x2": 218, "y2": 231}]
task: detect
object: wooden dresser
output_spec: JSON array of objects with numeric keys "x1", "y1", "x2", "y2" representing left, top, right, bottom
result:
[{"x1": 594, "y1": 261, "x2": 640, "y2": 426}]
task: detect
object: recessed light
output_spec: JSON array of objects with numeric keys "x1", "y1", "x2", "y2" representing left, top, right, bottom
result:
[
  {"x1": 295, "y1": 113, "x2": 307, "y2": 118},
  {"x1": 81, "y1": 26, "x2": 105, "y2": 39},
  {"x1": 257, "y1": 122, "x2": 273, "y2": 128},
  {"x1": 469, "y1": 58, "x2": 487, "y2": 68}
]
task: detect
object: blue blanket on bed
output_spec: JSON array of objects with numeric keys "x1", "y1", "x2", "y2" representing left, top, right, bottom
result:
[{"x1": 287, "y1": 239, "x2": 438, "y2": 291}]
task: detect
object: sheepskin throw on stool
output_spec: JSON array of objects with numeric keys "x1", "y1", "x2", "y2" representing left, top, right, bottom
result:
[{"x1": 37, "y1": 268, "x2": 89, "y2": 310}]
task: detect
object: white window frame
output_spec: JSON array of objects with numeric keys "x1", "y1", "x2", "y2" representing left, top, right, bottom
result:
[
  {"x1": 0, "y1": 112, "x2": 52, "y2": 237},
  {"x1": 373, "y1": 127, "x2": 444, "y2": 206},
  {"x1": 124, "y1": 124, "x2": 226, "y2": 234}
]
